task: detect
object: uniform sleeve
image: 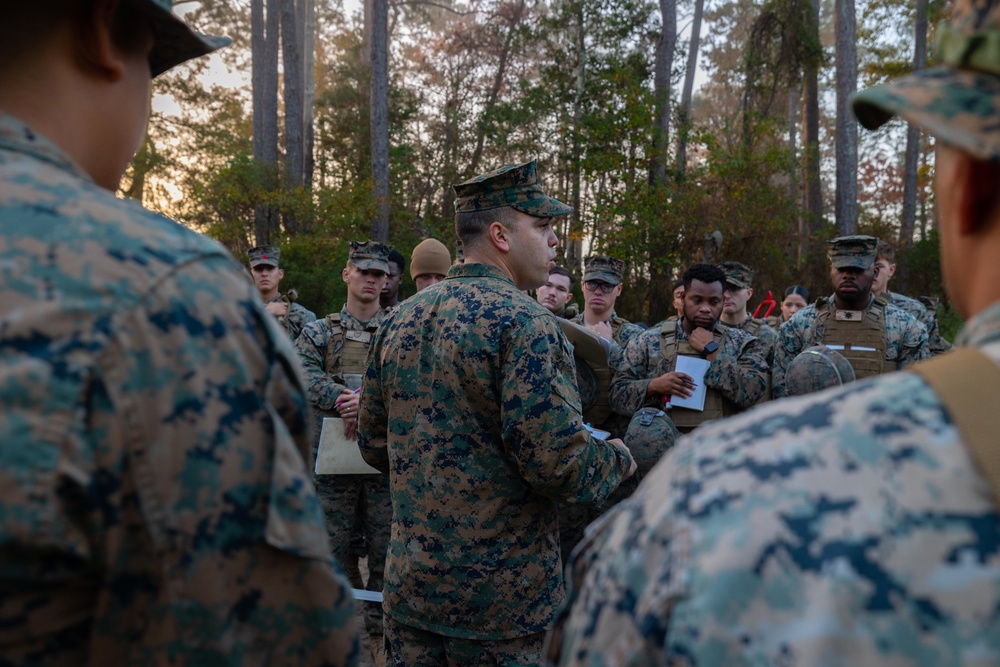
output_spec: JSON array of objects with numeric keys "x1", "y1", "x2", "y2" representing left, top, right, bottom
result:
[
  {"x1": 704, "y1": 334, "x2": 768, "y2": 408},
  {"x1": 294, "y1": 320, "x2": 349, "y2": 411},
  {"x1": 96, "y1": 259, "x2": 358, "y2": 665},
  {"x1": 609, "y1": 329, "x2": 658, "y2": 416},
  {"x1": 895, "y1": 313, "x2": 931, "y2": 369},
  {"x1": 501, "y1": 316, "x2": 633, "y2": 506},
  {"x1": 772, "y1": 318, "x2": 807, "y2": 398},
  {"x1": 357, "y1": 327, "x2": 390, "y2": 474}
]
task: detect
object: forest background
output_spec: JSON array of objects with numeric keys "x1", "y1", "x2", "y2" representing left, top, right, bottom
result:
[{"x1": 130, "y1": 0, "x2": 957, "y2": 335}]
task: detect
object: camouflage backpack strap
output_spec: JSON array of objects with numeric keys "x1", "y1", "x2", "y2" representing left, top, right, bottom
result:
[
  {"x1": 744, "y1": 318, "x2": 761, "y2": 336},
  {"x1": 322, "y1": 312, "x2": 345, "y2": 374},
  {"x1": 911, "y1": 347, "x2": 1000, "y2": 507},
  {"x1": 660, "y1": 317, "x2": 679, "y2": 373},
  {"x1": 868, "y1": 294, "x2": 889, "y2": 325}
]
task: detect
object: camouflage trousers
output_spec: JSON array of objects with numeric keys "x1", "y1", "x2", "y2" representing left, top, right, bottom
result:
[
  {"x1": 316, "y1": 472, "x2": 391, "y2": 639},
  {"x1": 384, "y1": 616, "x2": 545, "y2": 667}
]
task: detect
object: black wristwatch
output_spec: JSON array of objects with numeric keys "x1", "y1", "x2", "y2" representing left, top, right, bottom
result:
[{"x1": 700, "y1": 341, "x2": 719, "y2": 358}]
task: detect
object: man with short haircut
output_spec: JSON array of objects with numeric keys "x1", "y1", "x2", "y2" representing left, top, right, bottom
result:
[
  {"x1": 549, "y1": 2, "x2": 1000, "y2": 661},
  {"x1": 0, "y1": 1, "x2": 357, "y2": 663},
  {"x1": 719, "y1": 261, "x2": 778, "y2": 400},
  {"x1": 359, "y1": 160, "x2": 635, "y2": 665},
  {"x1": 671, "y1": 278, "x2": 685, "y2": 318},
  {"x1": 381, "y1": 248, "x2": 406, "y2": 308},
  {"x1": 248, "y1": 244, "x2": 317, "y2": 340},
  {"x1": 295, "y1": 240, "x2": 393, "y2": 661},
  {"x1": 873, "y1": 240, "x2": 954, "y2": 355},
  {"x1": 772, "y1": 236, "x2": 930, "y2": 397},
  {"x1": 410, "y1": 238, "x2": 452, "y2": 291},
  {"x1": 610, "y1": 263, "x2": 768, "y2": 434},
  {"x1": 572, "y1": 255, "x2": 643, "y2": 350},
  {"x1": 537, "y1": 266, "x2": 575, "y2": 316}
]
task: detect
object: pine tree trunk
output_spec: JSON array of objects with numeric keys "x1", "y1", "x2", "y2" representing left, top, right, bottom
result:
[
  {"x1": 650, "y1": 0, "x2": 677, "y2": 185},
  {"x1": 370, "y1": 0, "x2": 390, "y2": 242},
  {"x1": 675, "y1": 0, "x2": 704, "y2": 180},
  {"x1": 834, "y1": 0, "x2": 858, "y2": 236},
  {"x1": 900, "y1": 0, "x2": 926, "y2": 248},
  {"x1": 281, "y1": 0, "x2": 304, "y2": 234},
  {"x1": 303, "y1": 0, "x2": 315, "y2": 189},
  {"x1": 252, "y1": 0, "x2": 280, "y2": 244},
  {"x1": 801, "y1": 0, "x2": 822, "y2": 266}
]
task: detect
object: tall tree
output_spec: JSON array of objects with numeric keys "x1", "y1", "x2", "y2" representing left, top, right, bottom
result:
[
  {"x1": 370, "y1": 0, "x2": 390, "y2": 242},
  {"x1": 900, "y1": 0, "x2": 926, "y2": 248},
  {"x1": 650, "y1": 0, "x2": 677, "y2": 185},
  {"x1": 834, "y1": 0, "x2": 858, "y2": 235},
  {"x1": 303, "y1": 0, "x2": 316, "y2": 188},
  {"x1": 282, "y1": 0, "x2": 305, "y2": 234},
  {"x1": 676, "y1": 0, "x2": 706, "y2": 179},
  {"x1": 252, "y1": 0, "x2": 280, "y2": 243},
  {"x1": 801, "y1": 0, "x2": 822, "y2": 266}
]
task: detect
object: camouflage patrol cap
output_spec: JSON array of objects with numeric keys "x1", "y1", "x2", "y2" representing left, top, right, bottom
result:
[
  {"x1": 786, "y1": 345, "x2": 858, "y2": 396},
  {"x1": 349, "y1": 241, "x2": 391, "y2": 274},
  {"x1": 452, "y1": 160, "x2": 573, "y2": 218},
  {"x1": 142, "y1": 0, "x2": 231, "y2": 77},
  {"x1": 248, "y1": 245, "x2": 280, "y2": 268},
  {"x1": 827, "y1": 235, "x2": 879, "y2": 270},
  {"x1": 719, "y1": 261, "x2": 755, "y2": 290},
  {"x1": 852, "y1": 0, "x2": 1000, "y2": 161},
  {"x1": 583, "y1": 255, "x2": 626, "y2": 285}
]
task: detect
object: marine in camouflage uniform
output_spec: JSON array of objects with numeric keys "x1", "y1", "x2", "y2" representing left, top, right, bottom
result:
[
  {"x1": 0, "y1": 2, "x2": 357, "y2": 664},
  {"x1": 358, "y1": 160, "x2": 635, "y2": 665},
  {"x1": 718, "y1": 261, "x2": 779, "y2": 401},
  {"x1": 773, "y1": 236, "x2": 930, "y2": 398},
  {"x1": 247, "y1": 245, "x2": 317, "y2": 340},
  {"x1": 294, "y1": 242, "x2": 393, "y2": 647},
  {"x1": 561, "y1": 254, "x2": 644, "y2": 560},
  {"x1": 873, "y1": 239, "x2": 955, "y2": 356},
  {"x1": 609, "y1": 264, "x2": 769, "y2": 433},
  {"x1": 548, "y1": 1, "x2": 1000, "y2": 662}
]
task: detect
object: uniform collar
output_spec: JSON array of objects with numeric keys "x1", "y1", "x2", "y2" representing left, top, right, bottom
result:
[
  {"x1": 0, "y1": 113, "x2": 93, "y2": 183},
  {"x1": 447, "y1": 262, "x2": 516, "y2": 287}
]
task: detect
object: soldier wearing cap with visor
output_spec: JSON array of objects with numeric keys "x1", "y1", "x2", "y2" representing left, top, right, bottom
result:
[
  {"x1": 358, "y1": 160, "x2": 634, "y2": 665},
  {"x1": 0, "y1": 0, "x2": 358, "y2": 663},
  {"x1": 247, "y1": 244, "x2": 317, "y2": 340},
  {"x1": 295, "y1": 240, "x2": 393, "y2": 662},
  {"x1": 772, "y1": 235, "x2": 930, "y2": 397},
  {"x1": 718, "y1": 261, "x2": 779, "y2": 401}
]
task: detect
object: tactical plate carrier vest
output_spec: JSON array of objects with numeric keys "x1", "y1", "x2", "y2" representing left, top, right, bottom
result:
[
  {"x1": 809, "y1": 295, "x2": 888, "y2": 380},
  {"x1": 323, "y1": 312, "x2": 376, "y2": 378},
  {"x1": 660, "y1": 320, "x2": 737, "y2": 431}
]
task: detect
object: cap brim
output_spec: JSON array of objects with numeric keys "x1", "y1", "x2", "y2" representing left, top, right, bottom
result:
[
  {"x1": 830, "y1": 258, "x2": 873, "y2": 270},
  {"x1": 510, "y1": 195, "x2": 573, "y2": 218},
  {"x1": 583, "y1": 272, "x2": 622, "y2": 285},
  {"x1": 353, "y1": 260, "x2": 389, "y2": 274},
  {"x1": 852, "y1": 66, "x2": 1000, "y2": 162},
  {"x1": 146, "y1": 3, "x2": 231, "y2": 77}
]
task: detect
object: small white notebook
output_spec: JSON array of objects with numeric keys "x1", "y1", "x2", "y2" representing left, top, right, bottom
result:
[
  {"x1": 670, "y1": 356, "x2": 711, "y2": 411},
  {"x1": 315, "y1": 418, "x2": 380, "y2": 475}
]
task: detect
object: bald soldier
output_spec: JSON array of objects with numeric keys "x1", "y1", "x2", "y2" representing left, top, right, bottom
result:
[
  {"x1": 548, "y1": 0, "x2": 1000, "y2": 662},
  {"x1": 0, "y1": 0, "x2": 357, "y2": 664},
  {"x1": 772, "y1": 235, "x2": 930, "y2": 397}
]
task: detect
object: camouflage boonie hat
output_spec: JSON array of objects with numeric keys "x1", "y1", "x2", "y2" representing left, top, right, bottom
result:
[
  {"x1": 248, "y1": 245, "x2": 280, "y2": 268},
  {"x1": 349, "y1": 241, "x2": 391, "y2": 274},
  {"x1": 452, "y1": 160, "x2": 573, "y2": 218},
  {"x1": 719, "y1": 261, "x2": 755, "y2": 290},
  {"x1": 786, "y1": 345, "x2": 858, "y2": 397},
  {"x1": 143, "y1": 1, "x2": 231, "y2": 77},
  {"x1": 827, "y1": 235, "x2": 878, "y2": 270},
  {"x1": 852, "y1": 0, "x2": 1000, "y2": 161},
  {"x1": 583, "y1": 255, "x2": 626, "y2": 285}
]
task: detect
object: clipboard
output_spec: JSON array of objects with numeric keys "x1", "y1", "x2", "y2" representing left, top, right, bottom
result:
[{"x1": 315, "y1": 418, "x2": 381, "y2": 475}]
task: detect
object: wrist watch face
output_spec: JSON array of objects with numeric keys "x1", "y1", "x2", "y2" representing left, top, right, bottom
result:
[{"x1": 703, "y1": 341, "x2": 719, "y2": 357}]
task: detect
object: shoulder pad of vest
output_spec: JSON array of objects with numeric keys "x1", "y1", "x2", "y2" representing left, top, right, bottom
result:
[
  {"x1": 873, "y1": 294, "x2": 889, "y2": 308},
  {"x1": 815, "y1": 296, "x2": 829, "y2": 308}
]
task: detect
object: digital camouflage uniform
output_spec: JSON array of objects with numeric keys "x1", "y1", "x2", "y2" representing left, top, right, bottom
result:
[
  {"x1": 719, "y1": 261, "x2": 780, "y2": 377},
  {"x1": 609, "y1": 318, "x2": 769, "y2": 426},
  {"x1": 295, "y1": 291, "x2": 392, "y2": 641},
  {"x1": 358, "y1": 161, "x2": 634, "y2": 663},
  {"x1": 773, "y1": 296, "x2": 930, "y2": 397},
  {"x1": 562, "y1": 256, "x2": 644, "y2": 561},
  {"x1": 887, "y1": 290, "x2": 955, "y2": 356},
  {"x1": 269, "y1": 294, "x2": 317, "y2": 341},
  {"x1": 0, "y1": 110, "x2": 358, "y2": 665},
  {"x1": 548, "y1": 299, "x2": 1000, "y2": 667},
  {"x1": 359, "y1": 263, "x2": 634, "y2": 639}
]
